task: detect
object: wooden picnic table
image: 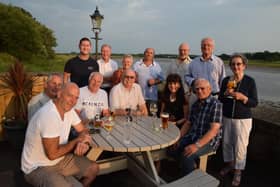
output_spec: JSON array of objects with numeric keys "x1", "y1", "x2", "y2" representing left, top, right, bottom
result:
[{"x1": 87, "y1": 116, "x2": 180, "y2": 186}]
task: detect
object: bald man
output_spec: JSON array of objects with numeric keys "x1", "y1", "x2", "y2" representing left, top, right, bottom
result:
[
  {"x1": 22, "y1": 83, "x2": 99, "y2": 187},
  {"x1": 167, "y1": 42, "x2": 192, "y2": 94},
  {"x1": 169, "y1": 79, "x2": 222, "y2": 176}
]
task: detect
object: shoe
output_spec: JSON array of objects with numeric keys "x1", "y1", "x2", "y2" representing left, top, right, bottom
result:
[
  {"x1": 232, "y1": 171, "x2": 242, "y2": 186},
  {"x1": 219, "y1": 165, "x2": 233, "y2": 177}
]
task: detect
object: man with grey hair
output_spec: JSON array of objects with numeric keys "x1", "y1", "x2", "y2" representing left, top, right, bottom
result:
[
  {"x1": 110, "y1": 69, "x2": 147, "y2": 116},
  {"x1": 28, "y1": 73, "x2": 62, "y2": 121},
  {"x1": 97, "y1": 44, "x2": 118, "y2": 93},
  {"x1": 167, "y1": 42, "x2": 192, "y2": 94},
  {"x1": 185, "y1": 37, "x2": 225, "y2": 96},
  {"x1": 75, "y1": 72, "x2": 109, "y2": 124},
  {"x1": 169, "y1": 78, "x2": 222, "y2": 176}
]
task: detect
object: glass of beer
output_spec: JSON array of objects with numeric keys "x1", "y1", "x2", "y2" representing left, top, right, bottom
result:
[
  {"x1": 94, "y1": 113, "x2": 102, "y2": 127},
  {"x1": 161, "y1": 112, "x2": 169, "y2": 130},
  {"x1": 104, "y1": 120, "x2": 114, "y2": 139}
]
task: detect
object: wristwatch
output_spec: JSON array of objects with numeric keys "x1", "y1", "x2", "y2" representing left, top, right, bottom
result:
[{"x1": 195, "y1": 141, "x2": 201, "y2": 149}]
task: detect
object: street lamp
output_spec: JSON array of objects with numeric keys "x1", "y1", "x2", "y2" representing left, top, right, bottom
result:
[{"x1": 90, "y1": 6, "x2": 104, "y2": 59}]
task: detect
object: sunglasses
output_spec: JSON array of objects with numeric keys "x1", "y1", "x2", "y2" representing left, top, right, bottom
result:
[{"x1": 125, "y1": 75, "x2": 135, "y2": 79}]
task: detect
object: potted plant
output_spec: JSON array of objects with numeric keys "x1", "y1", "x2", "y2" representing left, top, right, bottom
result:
[{"x1": 0, "y1": 60, "x2": 35, "y2": 150}]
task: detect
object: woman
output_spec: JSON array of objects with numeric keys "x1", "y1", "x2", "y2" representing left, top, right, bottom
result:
[
  {"x1": 219, "y1": 54, "x2": 258, "y2": 186},
  {"x1": 161, "y1": 73, "x2": 188, "y2": 128},
  {"x1": 111, "y1": 54, "x2": 135, "y2": 86}
]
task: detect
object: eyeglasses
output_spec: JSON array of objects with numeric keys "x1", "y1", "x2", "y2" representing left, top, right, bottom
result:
[
  {"x1": 195, "y1": 87, "x2": 206, "y2": 91},
  {"x1": 231, "y1": 63, "x2": 243, "y2": 66},
  {"x1": 124, "y1": 75, "x2": 135, "y2": 79}
]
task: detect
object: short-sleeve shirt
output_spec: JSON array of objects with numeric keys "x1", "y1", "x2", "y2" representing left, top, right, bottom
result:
[
  {"x1": 181, "y1": 96, "x2": 222, "y2": 150},
  {"x1": 21, "y1": 100, "x2": 81, "y2": 174},
  {"x1": 75, "y1": 86, "x2": 108, "y2": 120},
  {"x1": 64, "y1": 56, "x2": 99, "y2": 87},
  {"x1": 109, "y1": 83, "x2": 145, "y2": 111}
]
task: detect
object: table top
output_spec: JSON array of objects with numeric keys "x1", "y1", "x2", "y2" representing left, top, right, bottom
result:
[{"x1": 90, "y1": 116, "x2": 180, "y2": 152}]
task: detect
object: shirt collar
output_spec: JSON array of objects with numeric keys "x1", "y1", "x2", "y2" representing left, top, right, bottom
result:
[
  {"x1": 177, "y1": 56, "x2": 191, "y2": 64},
  {"x1": 140, "y1": 59, "x2": 155, "y2": 67},
  {"x1": 200, "y1": 55, "x2": 214, "y2": 62}
]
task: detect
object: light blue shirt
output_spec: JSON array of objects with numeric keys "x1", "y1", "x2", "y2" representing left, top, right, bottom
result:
[
  {"x1": 133, "y1": 60, "x2": 164, "y2": 101},
  {"x1": 184, "y1": 55, "x2": 226, "y2": 93}
]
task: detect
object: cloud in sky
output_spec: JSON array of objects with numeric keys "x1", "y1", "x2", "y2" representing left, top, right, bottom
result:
[{"x1": 1, "y1": 0, "x2": 280, "y2": 55}]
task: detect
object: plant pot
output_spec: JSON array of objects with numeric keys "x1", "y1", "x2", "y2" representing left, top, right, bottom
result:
[{"x1": 3, "y1": 120, "x2": 27, "y2": 151}]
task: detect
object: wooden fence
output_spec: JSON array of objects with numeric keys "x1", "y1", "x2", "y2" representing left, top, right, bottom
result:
[{"x1": 0, "y1": 75, "x2": 48, "y2": 137}]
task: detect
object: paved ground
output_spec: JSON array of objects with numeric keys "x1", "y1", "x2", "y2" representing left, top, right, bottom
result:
[{"x1": 0, "y1": 140, "x2": 279, "y2": 187}]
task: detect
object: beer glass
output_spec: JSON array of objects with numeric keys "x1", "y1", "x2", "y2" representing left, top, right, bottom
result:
[{"x1": 161, "y1": 112, "x2": 169, "y2": 129}]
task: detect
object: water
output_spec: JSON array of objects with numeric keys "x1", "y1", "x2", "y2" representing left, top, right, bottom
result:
[{"x1": 115, "y1": 58, "x2": 280, "y2": 102}]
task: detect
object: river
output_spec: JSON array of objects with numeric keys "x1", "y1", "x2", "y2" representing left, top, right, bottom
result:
[{"x1": 115, "y1": 58, "x2": 279, "y2": 102}]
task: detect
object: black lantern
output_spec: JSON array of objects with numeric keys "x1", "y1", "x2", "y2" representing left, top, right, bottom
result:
[{"x1": 90, "y1": 6, "x2": 104, "y2": 58}]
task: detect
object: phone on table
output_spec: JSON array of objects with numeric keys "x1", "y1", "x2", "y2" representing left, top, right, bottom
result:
[{"x1": 89, "y1": 128, "x2": 100, "y2": 134}]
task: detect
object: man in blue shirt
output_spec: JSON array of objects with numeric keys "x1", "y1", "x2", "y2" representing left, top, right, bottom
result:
[
  {"x1": 170, "y1": 78, "x2": 222, "y2": 175},
  {"x1": 133, "y1": 48, "x2": 164, "y2": 114},
  {"x1": 185, "y1": 37, "x2": 225, "y2": 95}
]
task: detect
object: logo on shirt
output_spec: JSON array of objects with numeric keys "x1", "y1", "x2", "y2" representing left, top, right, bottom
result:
[{"x1": 88, "y1": 66, "x2": 93, "y2": 70}]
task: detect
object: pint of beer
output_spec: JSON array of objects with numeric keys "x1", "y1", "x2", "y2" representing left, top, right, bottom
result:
[{"x1": 161, "y1": 112, "x2": 169, "y2": 129}]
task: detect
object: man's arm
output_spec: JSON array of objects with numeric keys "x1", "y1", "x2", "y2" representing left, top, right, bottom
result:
[
  {"x1": 63, "y1": 72, "x2": 71, "y2": 84},
  {"x1": 42, "y1": 121, "x2": 92, "y2": 160},
  {"x1": 183, "y1": 122, "x2": 220, "y2": 156}
]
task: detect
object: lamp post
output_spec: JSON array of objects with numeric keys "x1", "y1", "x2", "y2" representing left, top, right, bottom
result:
[{"x1": 90, "y1": 6, "x2": 104, "y2": 59}]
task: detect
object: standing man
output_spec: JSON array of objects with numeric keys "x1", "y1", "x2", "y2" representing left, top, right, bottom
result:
[
  {"x1": 28, "y1": 73, "x2": 63, "y2": 121},
  {"x1": 170, "y1": 79, "x2": 222, "y2": 176},
  {"x1": 133, "y1": 48, "x2": 164, "y2": 113},
  {"x1": 185, "y1": 37, "x2": 225, "y2": 96},
  {"x1": 97, "y1": 44, "x2": 118, "y2": 93},
  {"x1": 110, "y1": 69, "x2": 147, "y2": 116},
  {"x1": 22, "y1": 83, "x2": 99, "y2": 187},
  {"x1": 75, "y1": 72, "x2": 109, "y2": 124},
  {"x1": 64, "y1": 37, "x2": 99, "y2": 87},
  {"x1": 167, "y1": 42, "x2": 192, "y2": 94}
]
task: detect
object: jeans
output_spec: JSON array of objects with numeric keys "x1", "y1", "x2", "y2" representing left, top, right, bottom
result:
[{"x1": 168, "y1": 141, "x2": 214, "y2": 176}]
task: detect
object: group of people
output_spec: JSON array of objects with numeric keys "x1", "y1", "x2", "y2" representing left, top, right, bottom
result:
[{"x1": 22, "y1": 36, "x2": 258, "y2": 187}]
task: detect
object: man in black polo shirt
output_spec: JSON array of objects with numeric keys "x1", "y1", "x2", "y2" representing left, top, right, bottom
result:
[{"x1": 64, "y1": 37, "x2": 99, "y2": 87}]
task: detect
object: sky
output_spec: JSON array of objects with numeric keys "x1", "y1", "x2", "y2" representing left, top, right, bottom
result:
[{"x1": 1, "y1": 0, "x2": 280, "y2": 55}]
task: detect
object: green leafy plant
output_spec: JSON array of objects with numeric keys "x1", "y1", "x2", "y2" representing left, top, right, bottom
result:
[{"x1": 0, "y1": 60, "x2": 35, "y2": 123}]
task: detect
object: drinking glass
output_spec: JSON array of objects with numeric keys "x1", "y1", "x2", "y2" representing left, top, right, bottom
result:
[
  {"x1": 226, "y1": 77, "x2": 236, "y2": 99},
  {"x1": 104, "y1": 119, "x2": 114, "y2": 139},
  {"x1": 149, "y1": 102, "x2": 159, "y2": 131}
]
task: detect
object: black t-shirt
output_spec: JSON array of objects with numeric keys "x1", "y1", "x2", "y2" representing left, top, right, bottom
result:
[{"x1": 64, "y1": 56, "x2": 99, "y2": 87}]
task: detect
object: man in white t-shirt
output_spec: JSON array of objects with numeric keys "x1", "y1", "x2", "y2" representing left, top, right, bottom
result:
[
  {"x1": 28, "y1": 73, "x2": 62, "y2": 121},
  {"x1": 75, "y1": 72, "x2": 109, "y2": 123},
  {"x1": 110, "y1": 69, "x2": 148, "y2": 116},
  {"x1": 97, "y1": 44, "x2": 118, "y2": 93},
  {"x1": 21, "y1": 83, "x2": 99, "y2": 187}
]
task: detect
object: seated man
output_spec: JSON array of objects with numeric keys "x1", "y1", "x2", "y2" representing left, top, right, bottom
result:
[
  {"x1": 21, "y1": 83, "x2": 99, "y2": 187},
  {"x1": 170, "y1": 78, "x2": 222, "y2": 176},
  {"x1": 75, "y1": 72, "x2": 109, "y2": 124},
  {"x1": 109, "y1": 69, "x2": 148, "y2": 116},
  {"x1": 28, "y1": 73, "x2": 62, "y2": 121}
]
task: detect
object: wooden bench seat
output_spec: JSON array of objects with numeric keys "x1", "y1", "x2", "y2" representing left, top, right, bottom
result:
[{"x1": 161, "y1": 169, "x2": 219, "y2": 187}]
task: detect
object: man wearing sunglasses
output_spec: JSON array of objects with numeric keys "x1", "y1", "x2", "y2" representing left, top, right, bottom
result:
[{"x1": 109, "y1": 69, "x2": 147, "y2": 116}]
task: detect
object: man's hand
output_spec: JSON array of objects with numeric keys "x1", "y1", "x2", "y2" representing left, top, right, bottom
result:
[
  {"x1": 148, "y1": 78, "x2": 156, "y2": 86},
  {"x1": 74, "y1": 142, "x2": 90, "y2": 156},
  {"x1": 183, "y1": 144, "x2": 198, "y2": 157}
]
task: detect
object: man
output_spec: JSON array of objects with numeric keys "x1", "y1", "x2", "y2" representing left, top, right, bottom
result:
[
  {"x1": 75, "y1": 72, "x2": 109, "y2": 123},
  {"x1": 21, "y1": 83, "x2": 99, "y2": 187},
  {"x1": 133, "y1": 48, "x2": 164, "y2": 112},
  {"x1": 97, "y1": 44, "x2": 118, "y2": 93},
  {"x1": 167, "y1": 42, "x2": 192, "y2": 94},
  {"x1": 64, "y1": 37, "x2": 99, "y2": 87},
  {"x1": 185, "y1": 37, "x2": 225, "y2": 96},
  {"x1": 28, "y1": 73, "x2": 62, "y2": 121},
  {"x1": 109, "y1": 69, "x2": 147, "y2": 116},
  {"x1": 170, "y1": 79, "x2": 222, "y2": 176}
]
